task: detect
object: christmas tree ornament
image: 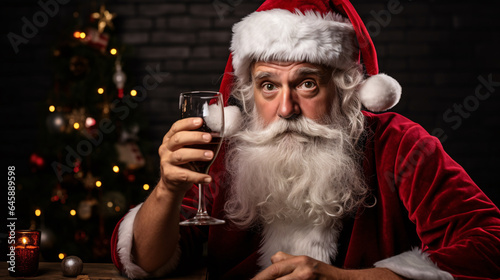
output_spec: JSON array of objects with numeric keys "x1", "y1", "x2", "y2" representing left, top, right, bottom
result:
[
  {"x1": 119, "y1": 124, "x2": 140, "y2": 142},
  {"x1": 115, "y1": 142, "x2": 145, "y2": 170},
  {"x1": 116, "y1": 125, "x2": 145, "y2": 170},
  {"x1": 51, "y1": 184, "x2": 68, "y2": 204},
  {"x1": 82, "y1": 28, "x2": 109, "y2": 52},
  {"x1": 85, "y1": 117, "x2": 96, "y2": 128},
  {"x1": 77, "y1": 198, "x2": 97, "y2": 220},
  {"x1": 46, "y1": 112, "x2": 66, "y2": 133},
  {"x1": 73, "y1": 159, "x2": 82, "y2": 174},
  {"x1": 74, "y1": 230, "x2": 89, "y2": 243},
  {"x1": 113, "y1": 58, "x2": 126, "y2": 98},
  {"x1": 29, "y1": 153, "x2": 45, "y2": 171},
  {"x1": 91, "y1": 5, "x2": 115, "y2": 33},
  {"x1": 123, "y1": 170, "x2": 136, "y2": 182},
  {"x1": 82, "y1": 172, "x2": 98, "y2": 190},
  {"x1": 61, "y1": 255, "x2": 83, "y2": 277}
]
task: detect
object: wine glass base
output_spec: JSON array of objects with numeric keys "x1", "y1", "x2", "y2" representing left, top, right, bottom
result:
[{"x1": 179, "y1": 213, "x2": 225, "y2": 226}]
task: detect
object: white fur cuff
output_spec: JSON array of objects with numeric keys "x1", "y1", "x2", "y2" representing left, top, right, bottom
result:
[
  {"x1": 374, "y1": 248, "x2": 454, "y2": 280},
  {"x1": 116, "y1": 203, "x2": 181, "y2": 279}
]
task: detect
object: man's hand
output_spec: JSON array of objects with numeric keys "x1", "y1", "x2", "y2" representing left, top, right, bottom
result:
[
  {"x1": 158, "y1": 117, "x2": 214, "y2": 195},
  {"x1": 132, "y1": 117, "x2": 215, "y2": 273},
  {"x1": 252, "y1": 252, "x2": 407, "y2": 280},
  {"x1": 252, "y1": 251, "x2": 338, "y2": 280}
]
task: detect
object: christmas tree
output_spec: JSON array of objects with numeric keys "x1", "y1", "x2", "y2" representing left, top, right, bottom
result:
[{"x1": 18, "y1": 4, "x2": 155, "y2": 262}]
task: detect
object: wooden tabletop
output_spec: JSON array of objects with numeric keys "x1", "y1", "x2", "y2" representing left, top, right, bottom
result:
[{"x1": 0, "y1": 262, "x2": 206, "y2": 280}]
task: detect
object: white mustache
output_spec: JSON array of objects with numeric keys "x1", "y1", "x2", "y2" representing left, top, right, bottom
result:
[{"x1": 235, "y1": 116, "x2": 344, "y2": 146}]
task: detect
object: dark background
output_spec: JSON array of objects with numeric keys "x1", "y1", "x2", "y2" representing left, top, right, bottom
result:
[{"x1": 1, "y1": 0, "x2": 499, "y2": 244}]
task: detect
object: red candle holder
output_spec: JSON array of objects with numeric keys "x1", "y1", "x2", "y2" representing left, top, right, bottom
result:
[{"x1": 9, "y1": 230, "x2": 41, "y2": 277}]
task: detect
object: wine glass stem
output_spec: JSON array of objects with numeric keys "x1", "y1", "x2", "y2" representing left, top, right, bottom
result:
[{"x1": 197, "y1": 183, "x2": 208, "y2": 215}]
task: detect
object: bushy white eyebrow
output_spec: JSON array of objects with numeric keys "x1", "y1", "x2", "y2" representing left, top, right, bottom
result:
[
  {"x1": 253, "y1": 71, "x2": 274, "y2": 81},
  {"x1": 252, "y1": 66, "x2": 325, "y2": 82},
  {"x1": 296, "y1": 67, "x2": 322, "y2": 77}
]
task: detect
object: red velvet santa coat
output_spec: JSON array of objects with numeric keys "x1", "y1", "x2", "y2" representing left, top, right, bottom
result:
[{"x1": 111, "y1": 111, "x2": 500, "y2": 279}]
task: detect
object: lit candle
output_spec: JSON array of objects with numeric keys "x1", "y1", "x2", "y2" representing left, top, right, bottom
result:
[{"x1": 9, "y1": 230, "x2": 41, "y2": 277}]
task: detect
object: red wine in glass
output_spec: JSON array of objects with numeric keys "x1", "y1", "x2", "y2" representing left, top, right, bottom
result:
[
  {"x1": 179, "y1": 91, "x2": 225, "y2": 226},
  {"x1": 188, "y1": 134, "x2": 222, "y2": 174}
]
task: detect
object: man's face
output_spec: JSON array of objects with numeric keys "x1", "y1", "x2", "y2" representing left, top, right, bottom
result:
[{"x1": 251, "y1": 61, "x2": 335, "y2": 126}]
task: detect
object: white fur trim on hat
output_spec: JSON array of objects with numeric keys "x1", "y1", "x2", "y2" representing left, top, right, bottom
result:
[
  {"x1": 230, "y1": 9, "x2": 358, "y2": 83},
  {"x1": 116, "y1": 203, "x2": 181, "y2": 279},
  {"x1": 358, "y1": 73, "x2": 402, "y2": 112},
  {"x1": 374, "y1": 248, "x2": 454, "y2": 280}
]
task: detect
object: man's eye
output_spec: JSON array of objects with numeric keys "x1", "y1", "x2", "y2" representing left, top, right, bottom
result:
[
  {"x1": 300, "y1": 81, "x2": 316, "y2": 89},
  {"x1": 263, "y1": 83, "x2": 276, "y2": 91}
]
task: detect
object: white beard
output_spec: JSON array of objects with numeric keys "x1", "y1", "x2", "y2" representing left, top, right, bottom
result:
[{"x1": 224, "y1": 113, "x2": 368, "y2": 268}]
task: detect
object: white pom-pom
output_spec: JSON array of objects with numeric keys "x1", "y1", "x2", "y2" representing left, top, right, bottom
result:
[
  {"x1": 358, "y1": 73, "x2": 402, "y2": 112},
  {"x1": 205, "y1": 105, "x2": 242, "y2": 137},
  {"x1": 222, "y1": 106, "x2": 243, "y2": 137}
]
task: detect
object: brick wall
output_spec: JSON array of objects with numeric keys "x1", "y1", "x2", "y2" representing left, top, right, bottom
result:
[{"x1": 2, "y1": 0, "x2": 499, "y2": 204}]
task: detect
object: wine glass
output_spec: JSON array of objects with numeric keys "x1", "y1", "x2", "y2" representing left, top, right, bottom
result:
[{"x1": 179, "y1": 91, "x2": 225, "y2": 226}]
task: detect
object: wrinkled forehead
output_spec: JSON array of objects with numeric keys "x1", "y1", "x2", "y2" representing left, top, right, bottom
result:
[{"x1": 250, "y1": 61, "x2": 333, "y2": 83}]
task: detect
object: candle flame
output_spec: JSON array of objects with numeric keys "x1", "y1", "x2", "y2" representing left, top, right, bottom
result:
[{"x1": 22, "y1": 237, "x2": 28, "y2": 245}]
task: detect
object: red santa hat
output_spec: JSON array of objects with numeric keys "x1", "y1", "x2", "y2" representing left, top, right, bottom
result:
[{"x1": 219, "y1": 0, "x2": 401, "y2": 113}]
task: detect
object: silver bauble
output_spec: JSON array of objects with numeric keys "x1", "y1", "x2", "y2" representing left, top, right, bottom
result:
[{"x1": 61, "y1": 255, "x2": 83, "y2": 277}]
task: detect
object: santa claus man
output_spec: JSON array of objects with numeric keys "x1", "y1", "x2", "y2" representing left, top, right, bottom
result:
[{"x1": 111, "y1": 0, "x2": 500, "y2": 279}]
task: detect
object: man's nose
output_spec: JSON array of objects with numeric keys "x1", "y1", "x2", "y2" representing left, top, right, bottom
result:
[{"x1": 278, "y1": 87, "x2": 300, "y2": 119}]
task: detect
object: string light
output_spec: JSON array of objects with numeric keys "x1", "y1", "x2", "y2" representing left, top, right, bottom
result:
[
  {"x1": 70, "y1": 209, "x2": 76, "y2": 216},
  {"x1": 35, "y1": 209, "x2": 41, "y2": 216},
  {"x1": 97, "y1": 88, "x2": 104, "y2": 94},
  {"x1": 73, "y1": 122, "x2": 80, "y2": 130},
  {"x1": 73, "y1": 31, "x2": 86, "y2": 39},
  {"x1": 110, "y1": 48, "x2": 117, "y2": 55},
  {"x1": 143, "y1": 184, "x2": 150, "y2": 191},
  {"x1": 112, "y1": 165, "x2": 119, "y2": 173},
  {"x1": 59, "y1": 253, "x2": 66, "y2": 260},
  {"x1": 49, "y1": 105, "x2": 55, "y2": 112},
  {"x1": 107, "y1": 201, "x2": 113, "y2": 208},
  {"x1": 95, "y1": 180, "x2": 102, "y2": 188},
  {"x1": 130, "y1": 89, "x2": 137, "y2": 97},
  {"x1": 114, "y1": 206, "x2": 121, "y2": 212}
]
